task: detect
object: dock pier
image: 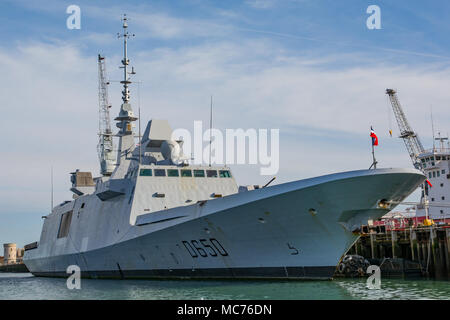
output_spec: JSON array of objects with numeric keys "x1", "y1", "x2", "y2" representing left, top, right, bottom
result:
[
  {"x1": 0, "y1": 263, "x2": 29, "y2": 273},
  {"x1": 346, "y1": 226, "x2": 450, "y2": 279}
]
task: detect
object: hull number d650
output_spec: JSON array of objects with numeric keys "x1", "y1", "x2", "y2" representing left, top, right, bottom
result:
[{"x1": 182, "y1": 238, "x2": 228, "y2": 258}]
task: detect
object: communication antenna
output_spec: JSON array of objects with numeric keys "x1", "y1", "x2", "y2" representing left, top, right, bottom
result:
[
  {"x1": 117, "y1": 14, "x2": 136, "y2": 105},
  {"x1": 139, "y1": 105, "x2": 141, "y2": 165},
  {"x1": 132, "y1": 80, "x2": 143, "y2": 164},
  {"x1": 137, "y1": 80, "x2": 142, "y2": 165},
  {"x1": 435, "y1": 131, "x2": 448, "y2": 151},
  {"x1": 431, "y1": 106, "x2": 436, "y2": 152},
  {"x1": 209, "y1": 95, "x2": 213, "y2": 167},
  {"x1": 51, "y1": 166, "x2": 54, "y2": 211},
  {"x1": 114, "y1": 14, "x2": 138, "y2": 166}
]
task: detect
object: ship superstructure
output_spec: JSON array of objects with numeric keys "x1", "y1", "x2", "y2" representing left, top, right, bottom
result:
[
  {"x1": 415, "y1": 136, "x2": 450, "y2": 221},
  {"x1": 386, "y1": 89, "x2": 450, "y2": 222},
  {"x1": 22, "y1": 18, "x2": 425, "y2": 280}
]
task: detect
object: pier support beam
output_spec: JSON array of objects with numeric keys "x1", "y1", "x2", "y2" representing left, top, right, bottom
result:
[
  {"x1": 391, "y1": 230, "x2": 400, "y2": 258},
  {"x1": 346, "y1": 226, "x2": 449, "y2": 279},
  {"x1": 430, "y1": 228, "x2": 439, "y2": 278},
  {"x1": 416, "y1": 239, "x2": 420, "y2": 262},
  {"x1": 370, "y1": 233, "x2": 375, "y2": 259},
  {"x1": 410, "y1": 228, "x2": 416, "y2": 261},
  {"x1": 446, "y1": 229, "x2": 450, "y2": 277},
  {"x1": 421, "y1": 243, "x2": 427, "y2": 270}
]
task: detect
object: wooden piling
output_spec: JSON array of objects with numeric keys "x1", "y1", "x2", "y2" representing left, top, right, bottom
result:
[
  {"x1": 446, "y1": 229, "x2": 450, "y2": 277},
  {"x1": 349, "y1": 225, "x2": 449, "y2": 279},
  {"x1": 370, "y1": 233, "x2": 375, "y2": 259},
  {"x1": 391, "y1": 229, "x2": 400, "y2": 258},
  {"x1": 409, "y1": 228, "x2": 415, "y2": 261}
]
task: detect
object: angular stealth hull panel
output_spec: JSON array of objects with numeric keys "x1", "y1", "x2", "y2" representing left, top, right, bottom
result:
[{"x1": 24, "y1": 168, "x2": 425, "y2": 280}]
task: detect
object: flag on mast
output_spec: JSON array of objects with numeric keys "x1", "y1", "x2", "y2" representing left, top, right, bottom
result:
[
  {"x1": 370, "y1": 127, "x2": 379, "y2": 146},
  {"x1": 426, "y1": 179, "x2": 433, "y2": 187}
]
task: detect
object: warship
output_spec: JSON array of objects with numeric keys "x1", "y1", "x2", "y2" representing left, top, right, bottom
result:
[{"x1": 23, "y1": 17, "x2": 425, "y2": 280}]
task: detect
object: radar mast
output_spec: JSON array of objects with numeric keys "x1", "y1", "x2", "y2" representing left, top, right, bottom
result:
[{"x1": 115, "y1": 14, "x2": 138, "y2": 165}]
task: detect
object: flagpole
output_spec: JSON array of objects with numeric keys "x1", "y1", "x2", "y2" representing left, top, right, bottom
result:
[
  {"x1": 424, "y1": 182, "x2": 429, "y2": 220},
  {"x1": 371, "y1": 143, "x2": 377, "y2": 169},
  {"x1": 369, "y1": 126, "x2": 378, "y2": 169}
]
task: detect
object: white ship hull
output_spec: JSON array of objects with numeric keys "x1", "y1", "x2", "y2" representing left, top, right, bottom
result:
[{"x1": 24, "y1": 168, "x2": 424, "y2": 280}]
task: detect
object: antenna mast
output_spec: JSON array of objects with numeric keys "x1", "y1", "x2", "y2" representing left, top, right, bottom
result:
[
  {"x1": 209, "y1": 95, "x2": 213, "y2": 167},
  {"x1": 431, "y1": 106, "x2": 436, "y2": 152},
  {"x1": 115, "y1": 14, "x2": 137, "y2": 166},
  {"x1": 97, "y1": 55, "x2": 116, "y2": 176},
  {"x1": 435, "y1": 132, "x2": 448, "y2": 151},
  {"x1": 386, "y1": 89, "x2": 425, "y2": 170},
  {"x1": 51, "y1": 166, "x2": 53, "y2": 211}
]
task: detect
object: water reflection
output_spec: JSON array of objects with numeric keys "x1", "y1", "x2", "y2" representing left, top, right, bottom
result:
[{"x1": 0, "y1": 273, "x2": 448, "y2": 300}]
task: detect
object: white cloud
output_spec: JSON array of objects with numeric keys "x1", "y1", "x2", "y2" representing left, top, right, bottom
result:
[
  {"x1": 1, "y1": 37, "x2": 449, "y2": 215},
  {"x1": 82, "y1": 5, "x2": 235, "y2": 40},
  {"x1": 245, "y1": 0, "x2": 276, "y2": 9}
]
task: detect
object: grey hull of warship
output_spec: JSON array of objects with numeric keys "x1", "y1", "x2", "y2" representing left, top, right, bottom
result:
[{"x1": 23, "y1": 17, "x2": 425, "y2": 280}]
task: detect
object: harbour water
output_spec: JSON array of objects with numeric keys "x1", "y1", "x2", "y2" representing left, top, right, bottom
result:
[{"x1": 0, "y1": 273, "x2": 448, "y2": 300}]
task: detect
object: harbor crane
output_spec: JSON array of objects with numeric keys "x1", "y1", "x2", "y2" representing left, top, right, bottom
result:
[
  {"x1": 386, "y1": 89, "x2": 436, "y2": 223},
  {"x1": 386, "y1": 89, "x2": 425, "y2": 171},
  {"x1": 97, "y1": 54, "x2": 116, "y2": 176}
]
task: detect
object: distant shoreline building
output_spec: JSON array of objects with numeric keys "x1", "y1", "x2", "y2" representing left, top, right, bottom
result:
[{"x1": 1, "y1": 243, "x2": 24, "y2": 265}]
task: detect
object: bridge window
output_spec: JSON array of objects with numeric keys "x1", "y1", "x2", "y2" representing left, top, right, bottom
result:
[
  {"x1": 139, "y1": 169, "x2": 152, "y2": 176},
  {"x1": 206, "y1": 170, "x2": 218, "y2": 178},
  {"x1": 57, "y1": 211, "x2": 73, "y2": 239},
  {"x1": 154, "y1": 169, "x2": 166, "y2": 177},
  {"x1": 442, "y1": 170, "x2": 446, "y2": 174},
  {"x1": 219, "y1": 170, "x2": 232, "y2": 178},
  {"x1": 181, "y1": 169, "x2": 192, "y2": 177},
  {"x1": 429, "y1": 172, "x2": 432, "y2": 179},
  {"x1": 433, "y1": 171, "x2": 436, "y2": 178},
  {"x1": 436, "y1": 156, "x2": 441, "y2": 160},
  {"x1": 168, "y1": 169, "x2": 179, "y2": 177},
  {"x1": 437, "y1": 171, "x2": 440, "y2": 177},
  {"x1": 193, "y1": 169, "x2": 205, "y2": 177}
]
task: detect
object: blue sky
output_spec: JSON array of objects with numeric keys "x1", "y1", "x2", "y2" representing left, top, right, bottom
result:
[{"x1": 1, "y1": 0, "x2": 450, "y2": 247}]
